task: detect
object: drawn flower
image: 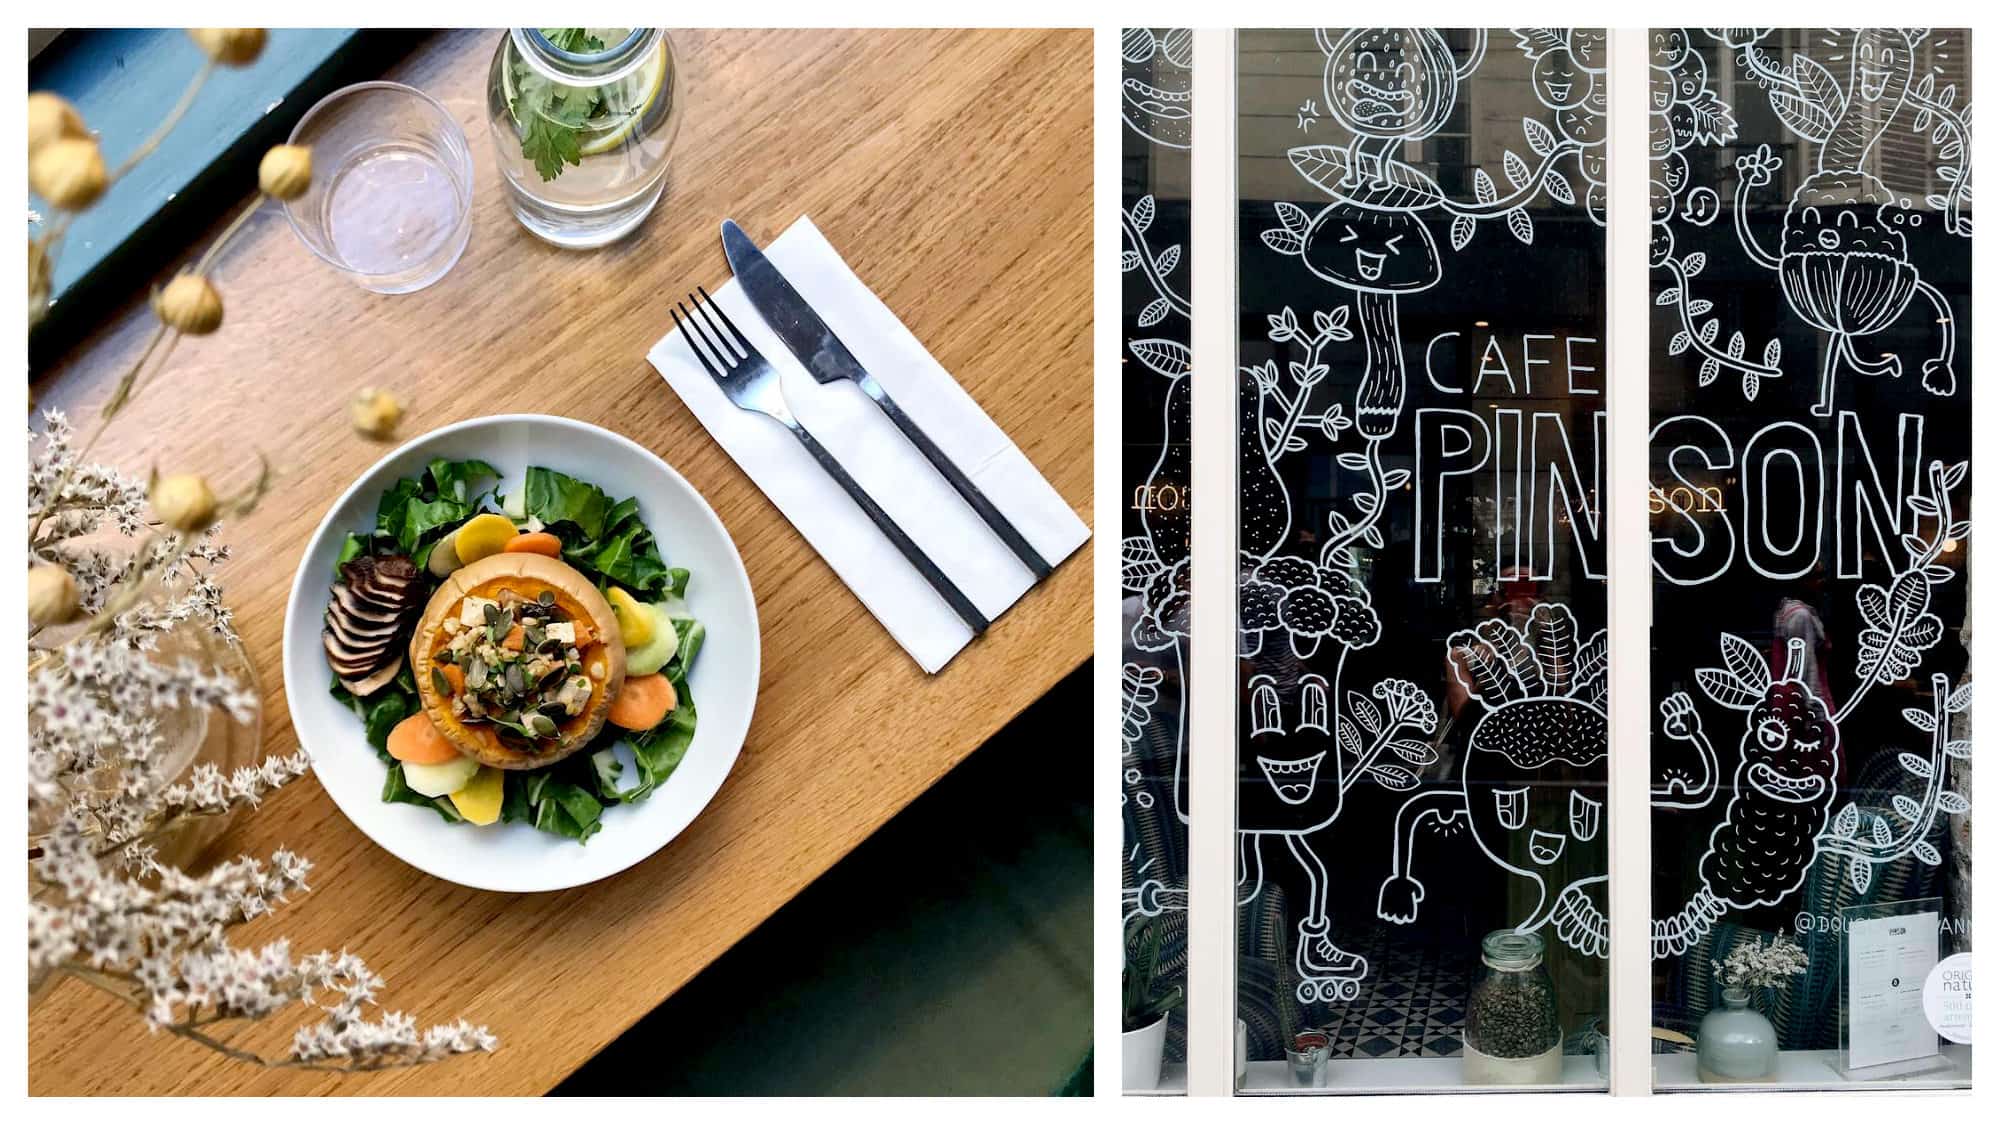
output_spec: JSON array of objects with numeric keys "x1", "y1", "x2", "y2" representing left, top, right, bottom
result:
[{"x1": 1372, "y1": 677, "x2": 1439, "y2": 734}]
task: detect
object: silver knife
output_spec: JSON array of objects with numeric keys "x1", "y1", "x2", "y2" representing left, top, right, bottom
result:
[{"x1": 720, "y1": 219, "x2": 1054, "y2": 581}]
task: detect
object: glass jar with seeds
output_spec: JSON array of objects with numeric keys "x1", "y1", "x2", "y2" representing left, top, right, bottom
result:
[{"x1": 1464, "y1": 930, "x2": 1562, "y2": 1085}]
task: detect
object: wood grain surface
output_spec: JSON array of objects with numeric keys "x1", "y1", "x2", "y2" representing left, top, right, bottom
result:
[{"x1": 27, "y1": 27, "x2": 1091, "y2": 1095}]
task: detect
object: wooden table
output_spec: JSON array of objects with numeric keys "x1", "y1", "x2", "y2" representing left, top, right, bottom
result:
[{"x1": 28, "y1": 28, "x2": 1091, "y2": 1095}]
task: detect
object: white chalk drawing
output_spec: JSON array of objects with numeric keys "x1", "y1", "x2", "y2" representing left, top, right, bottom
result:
[
  {"x1": 1121, "y1": 28, "x2": 1192, "y2": 149},
  {"x1": 1225, "y1": 30, "x2": 1967, "y2": 1011},
  {"x1": 1653, "y1": 29, "x2": 1970, "y2": 412},
  {"x1": 1233, "y1": 30, "x2": 1604, "y2": 1000},
  {"x1": 1120, "y1": 35, "x2": 1192, "y2": 1007},
  {"x1": 1241, "y1": 670, "x2": 1440, "y2": 1001},
  {"x1": 1651, "y1": 459, "x2": 1969, "y2": 952},
  {"x1": 1121, "y1": 663, "x2": 1164, "y2": 812},
  {"x1": 1650, "y1": 409, "x2": 1930, "y2": 584},
  {"x1": 1376, "y1": 603, "x2": 1612, "y2": 959},
  {"x1": 1125, "y1": 843, "x2": 1188, "y2": 926},
  {"x1": 1122, "y1": 194, "x2": 1191, "y2": 331}
]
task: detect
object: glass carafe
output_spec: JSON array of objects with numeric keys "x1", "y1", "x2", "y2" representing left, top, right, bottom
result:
[
  {"x1": 485, "y1": 28, "x2": 682, "y2": 248},
  {"x1": 1464, "y1": 930, "x2": 1563, "y2": 1085}
]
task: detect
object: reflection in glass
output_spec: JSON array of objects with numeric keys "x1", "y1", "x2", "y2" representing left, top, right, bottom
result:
[
  {"x1": 1236, "y1": 28, "x2": 1608, "y2": 1092},
  {"x1": 1121, "y1": 26, "x2": 1193, "y2": 1095},
  {"x1": 1647, "y1": 27, "x2": 1972, "y2": 1091}
]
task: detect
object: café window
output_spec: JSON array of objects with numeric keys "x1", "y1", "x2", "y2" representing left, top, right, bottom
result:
[
  {"x1": 1139, "y1": 26, "x2": 1973, "y2": 1097},
  {"x1": 1121, "y1": 25, "x2": 1193, "y2": 1096}
]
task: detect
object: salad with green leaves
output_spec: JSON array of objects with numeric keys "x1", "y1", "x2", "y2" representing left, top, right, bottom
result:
[{"x1": 327, "y1": 459, "x2": 704, "y2": 843}]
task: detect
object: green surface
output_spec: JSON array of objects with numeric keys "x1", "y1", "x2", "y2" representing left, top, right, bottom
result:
[{"x1": 556, "y1": 666, "x2": 1092, "y2": 1096}]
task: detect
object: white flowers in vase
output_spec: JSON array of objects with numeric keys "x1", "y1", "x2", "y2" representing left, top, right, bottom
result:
[{"x1": 1712, "y1": 936, "x2": 1810, "y2": 993}]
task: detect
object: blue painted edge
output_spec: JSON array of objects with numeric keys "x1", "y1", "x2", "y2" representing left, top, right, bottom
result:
[{"x1": 29, "y1": 29, "x2": 425, "y2": 371}]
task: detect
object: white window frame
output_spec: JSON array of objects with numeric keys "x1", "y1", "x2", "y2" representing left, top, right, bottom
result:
[{"x1": 1177, "y1": 26, "x2": 1673, "y2": 1098}]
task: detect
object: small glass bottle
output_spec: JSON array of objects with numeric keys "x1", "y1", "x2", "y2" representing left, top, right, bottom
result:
[
  {"x1": 1464, "y1": 930, "x2": 1562, "y2": 1085},
  {"x1": 485, "y1": 28, "x2": 683, "y2": 248}
]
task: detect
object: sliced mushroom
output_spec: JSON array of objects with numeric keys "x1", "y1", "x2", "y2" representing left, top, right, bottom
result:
[
  {"x1": 338, "y1": 653, "x2": 405, "y2": 697},
  {"x1": 329, "y1": 582, "x2": 404, "y2": 627},
  {"x1": 324, "y1": 625, "x2": 395, "y2": 678},
  {"x1": 324, "y1": 604, "x2": 402, "y2": 645},
  {"x1": 322, "y1": 552, "x2": 424, "y2": 689}
]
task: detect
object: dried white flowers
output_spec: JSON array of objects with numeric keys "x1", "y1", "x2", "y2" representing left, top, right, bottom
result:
[
  {"x1": 1713, "y1": 935, "x2": 1810, "y2": 992},
  {"x1": 26, "y1": 30, "x2": 490, "y2": 1074},
  {"x1": 28, "y1": 412, "x2": 495, "y2": 1072}
]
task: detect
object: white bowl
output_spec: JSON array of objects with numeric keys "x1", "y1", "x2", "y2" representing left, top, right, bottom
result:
[{"x1": 282, "y1": 414, "x2": 759, "y2": 892}]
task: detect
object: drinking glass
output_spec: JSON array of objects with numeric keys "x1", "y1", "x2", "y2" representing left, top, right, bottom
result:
[{"x1": 283, "y1": 82, "x2": 474, "y2": 294}]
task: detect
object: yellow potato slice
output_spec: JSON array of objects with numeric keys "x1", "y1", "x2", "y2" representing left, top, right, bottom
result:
[
  {"x1": 448, "y1": 765, "x2": 505, "y2": 826},
  {"x1": 453, "y1": 513, "x2": 518, "y2": 565},
  {"x1": 606, "y1": 586, "x2": 654, "y2": 648}
]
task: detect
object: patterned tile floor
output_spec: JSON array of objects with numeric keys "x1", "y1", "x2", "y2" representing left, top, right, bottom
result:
[{"x1": 1321, "y1": 928, "x2": 1470, "y2": 1060}]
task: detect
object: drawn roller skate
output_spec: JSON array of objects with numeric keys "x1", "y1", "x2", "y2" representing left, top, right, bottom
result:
[{"x1": 1295, "y1": 916, "x2": 1366, "y2": 1002}]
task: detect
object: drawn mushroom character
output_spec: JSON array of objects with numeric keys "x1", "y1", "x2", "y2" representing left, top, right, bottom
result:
[{"x1": 1298, "y1": 180, "x2": 1443, "y2": 441}]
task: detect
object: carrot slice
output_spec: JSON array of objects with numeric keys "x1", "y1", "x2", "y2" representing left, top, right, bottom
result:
[
  {"x1": 504, "y1": 532, "x2": 563, "y2": 557},
  {"x1": 387, "y1": 713, "x2": 462, "y2": 765},
  {"x1": 502, "y1": 624, "x2": 526, "y2": 651},
  {"x1": 607, "y1": 673, "x2": 677, "y2": 730}
]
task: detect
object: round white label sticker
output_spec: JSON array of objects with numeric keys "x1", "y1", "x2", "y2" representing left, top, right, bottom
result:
[{"x1": 1923, "y1": 952, "x2": 1973, "y2": 1044}]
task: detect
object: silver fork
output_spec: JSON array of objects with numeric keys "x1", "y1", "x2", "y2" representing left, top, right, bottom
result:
[{"x1": 674, "y1": 286, "x2": 990, "y2": 636}]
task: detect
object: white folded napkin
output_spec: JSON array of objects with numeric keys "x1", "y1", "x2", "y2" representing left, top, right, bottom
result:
[{"x1": 647, "y1": 215, "x2": 1089, "y2": 673}]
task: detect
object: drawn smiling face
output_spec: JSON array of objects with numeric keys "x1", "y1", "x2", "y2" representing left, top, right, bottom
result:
[
  {"x1": 1323, "y1": 28, "x2": 1459, "y2": 140},
  {"x1": 1532, "y1": 47, "x2": 1590, "y2": 109},
  {"x1": 1301, "y1": 202, "x2": 1441, "y2": 293},
  {"x1": 1851, "y1": 28, "x2": 1910, "y2": 104},
  {"x1": 1240, "y1": 671, "x2": 1345, "y2": 835},
  {"x1": 1780, "y1": 171, "x2": 1918, "y2": 337},
  {"x1": 1700, "y1": 672, "x2": 1841, "y2": 909},
  {"x1": 1740, "y1": 679, "x2": 1837, "y2": 806}
]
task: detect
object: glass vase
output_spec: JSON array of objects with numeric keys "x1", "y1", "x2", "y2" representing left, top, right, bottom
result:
[
  {"x1": 27, "y1": 611, "x2": 264, "y2": 1005},
  {"x1": 485, "y1": 28, "x2": 683, "y2": 248},
  {"x1": 1696, "y1": 987, "x2": 1779, "y2": 1083}
]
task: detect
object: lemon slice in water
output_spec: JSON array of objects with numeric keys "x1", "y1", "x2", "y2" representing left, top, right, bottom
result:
[
  {"x1": 502, "y1": 31, "x2": 666, "y2": 160},
  {"x1": 578, "y1": 40, "x2": 667, "y2": 156}
]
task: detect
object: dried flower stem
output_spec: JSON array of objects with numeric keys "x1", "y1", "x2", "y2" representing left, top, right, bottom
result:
[
  {"x1": 30, "y1": 188, "x2": 263, "y2": 543},
  {"x1": 191, "y1": 195, "x2": 262, "y2": 276},
  {"x1": 109, "y1": 60, "x2": 215, "y2": 184}
]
